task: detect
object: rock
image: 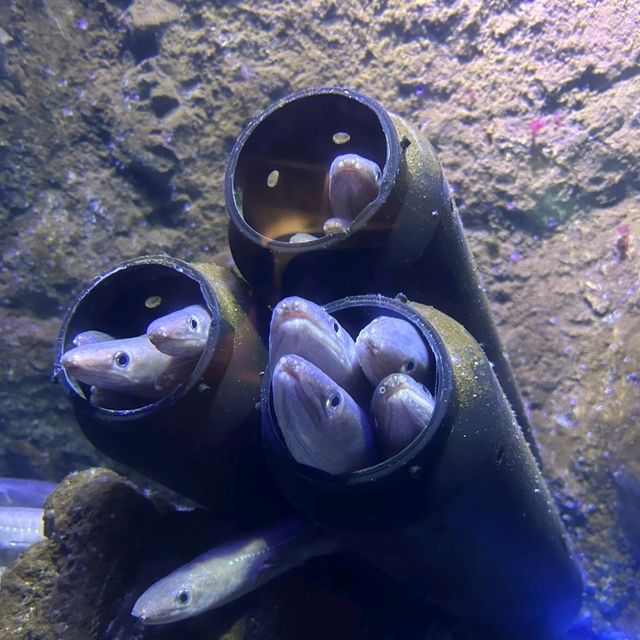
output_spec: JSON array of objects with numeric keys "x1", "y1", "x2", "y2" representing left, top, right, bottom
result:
[
  {"x1": 610, "y1": 316, "x2": 640, "y2": 481},
  {"x1": 0, "y1": 469, "x2": 150, "y2": 638},
  {"x1": 150, "y1": 86, "x2": 180, "y2": 118},
  {"x1": 122, "y1": 0, "x2": 181, "y2": 64},
  {"x1": 1, "y1": 0, "x2": 640, "y2": 637},
  {"x1": 614, "y1": 459, "x2": 640, "y2": 552},
  {"x1": 127, "y1": 0, "x2": 181, "y2": 30},
  {"x1": 0, "y1": 27, "x2": 13, "y2": 46},
  {"x1": 0, "y1": 468, "x2": 467, "y2": 640},
  {"x1": 611, "y1": 314, "x2": 640, "y2": 553},
  {"x1": 0, "y1": 468, "x2": 251, "y2": 640}
]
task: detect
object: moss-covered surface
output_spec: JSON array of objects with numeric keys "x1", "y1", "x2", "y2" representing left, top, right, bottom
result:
[
  {"x1": 0, "y1": 469, "x2": 262, "y2": 640},
  {"x1": 1, "y1": 0, "x2": 639, "y2": 637},
  {"x1": 0, "y1": 468, "x2": 467, "y2": 639}
]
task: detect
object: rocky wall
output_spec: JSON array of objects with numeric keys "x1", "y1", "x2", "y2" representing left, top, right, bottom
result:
[{"x1": 0, "y1": 0, "x2": 638, "y2": 637}]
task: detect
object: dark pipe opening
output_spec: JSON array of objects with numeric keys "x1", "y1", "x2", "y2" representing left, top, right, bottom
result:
[
  {"x1": 262, "y1": 295, "x2": 583, "y2": 637},
  {"x1": 56, "y1": 256, "x2": 221, "y2": 414},
  {"x1": 53, "y1": 256, "x2": 285, "y2": 516},
  {"x1": 226, "y1": 87, "x2": 536, "y2": 460},
  {"x1": 227, "y1": 88, "x2": 398, "y2": 245},
  {"x1": 262, "y1": 295, "x2": 454, "y2": 531}
]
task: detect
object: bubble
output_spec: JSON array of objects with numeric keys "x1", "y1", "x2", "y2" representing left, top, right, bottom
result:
[{"x1": 266, "y1": 170, "x2": 279, "y2": 188}]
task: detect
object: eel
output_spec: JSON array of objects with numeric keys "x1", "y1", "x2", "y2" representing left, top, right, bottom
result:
[
  {"x1": 371, "y1": 373, "x2": 436, "y2": 458},
  {"x1": 355, "y1": 315, "x2": 430, "y2": 386},
  {"x1": 272, "y1": 354, "x2": 378, "y2": 474},
  {"x1": 60, "y1": 335, "x2": 196, "y2": 399},
  {"x1": 146, "y1": 304, "x2": 213, "y2": 358},
  {"x1": 328, "y1": 153, "x2": 382, "y2": 219},
  {"x1": 0, "y1": 506, "x2": 44, "y2": 565},
  {"x1": 0, "y1": 477, "x2": 56, "y2": 508},
  {"x1": 132, "y1": 518, "x2": 342, "y2": 624},
  {"x1": 269, "y1": 296, "x2": 369, "y2": 404}
]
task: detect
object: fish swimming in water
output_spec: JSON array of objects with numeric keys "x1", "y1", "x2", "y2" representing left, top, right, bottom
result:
[
  {"x1": 355, "y1": 316, "x2": 430, "y2": 386},
  {"x1": 146, "y1": 304, "x2": 213, "y2": 358},
  {"x1": 0, "y1": 506, "x2": 44, "y2": 565},
  {"x1": 370, "y1": 373, "x2": 436, "y2": 458},
  {"x1": 269, "y1": 296, "x2": 368, "y2": 403},
  {"x1": 132, "y1": 518, "x2": 342, "y2": 624},
  {"x1": 272, "y1": 354, "x2": 378, "y2": 474},
  {"x1": 60, "y1": 335, "x2": 196, "y2": 399},
  {"x1": 0, "y1": 478, "x2": 56, "y2": 508},
  {"x1": 328, "y1": 153, "x2": 382, "y2": 219}
]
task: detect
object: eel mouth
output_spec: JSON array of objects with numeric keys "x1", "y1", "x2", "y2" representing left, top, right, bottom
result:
[{"x1": 270, "y1": 299, "x2": 338, "y2": 348}]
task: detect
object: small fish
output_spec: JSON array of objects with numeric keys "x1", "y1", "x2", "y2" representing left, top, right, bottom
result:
[
  {"x1": 72, "y1": 330, "x2": 114, "y2": 347},
  {"x1": 68, "y1": 334, "x2": 143, "y2": 406},
  {"x1": 146, "y1": 305, "x2": 213, "y2": 358},
  {"x1": 355, "y1": 316, "x2": 430, "y2": 386},
  {"x1": 370, "y1": 373, "x2": 435, "y2": 458},
  {"x1": 328, "y1": 153, "x2": 382, "y2": 218},
  {"x1": 0, "y1": 506, "x2": 44, "y2": 565},
  {"x1": 60, "y1": 335, "x2": 195, "y2": 399},
  {"x1": 272, "y1": 355, "x2": 378, "y2": 474},
  {"x1": 132, "y1": 518, "x2": 342, "y2": 624},
  {"x1": 0, "y1": 478, "x2": 56, "y2": 508},
  {"x1": 269, "y1": 296, "x2": 368, "y2": 403}
]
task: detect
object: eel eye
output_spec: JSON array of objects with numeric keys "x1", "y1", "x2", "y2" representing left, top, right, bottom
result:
[
  {"x1": 402, "y1": 360, "x2": 415, "y2": 373},
  {"x1": 327, "y1": 393, "x2": 341, "y2": 409},
  {"x1": 114, "y1": 352, "x2": 130, "y2": 367},
  {"x1": 176, "y1": 589, "x2": 190, "y2": 605},
  {"x1": 332, "y1": 321, "x2": 340, "y2": 334},
  {"x1": 189, "y1": 316, "x2": 198, "y2": 332}
]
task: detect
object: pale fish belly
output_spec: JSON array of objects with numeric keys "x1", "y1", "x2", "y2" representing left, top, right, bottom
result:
[{"x1": 0, "y1": 506, "x2": 44, "y2": 565}]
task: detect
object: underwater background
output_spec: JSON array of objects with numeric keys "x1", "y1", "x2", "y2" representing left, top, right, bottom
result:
[{"x1": 0, "y1": 0, "x2": 638, "y2": 638}]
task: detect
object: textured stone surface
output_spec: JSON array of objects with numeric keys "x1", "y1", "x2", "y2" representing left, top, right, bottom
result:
[
  {"x1": 126, "y1": 0, "x2": 181, "y2": 30},
  {"x1": 0, "y1": 469, "x2": 156, "y2": 639},
  {"x1": 0, "y1": 0, "x2": 639, "y2": 637},
  {"x1": 0, "y1": 468, "x2": 458, "y2": 639},
  {"x1": 0, "y1": 469, "x2": 253, "y2": 640}
]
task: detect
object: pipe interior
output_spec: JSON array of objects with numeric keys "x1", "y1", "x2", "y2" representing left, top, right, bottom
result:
[
  {"x1": 231, "y1": 93, "x2": 388, "y2": 241},
  {"x1": 59, "y1": 261, "x2": 216, "y2": 409}
]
